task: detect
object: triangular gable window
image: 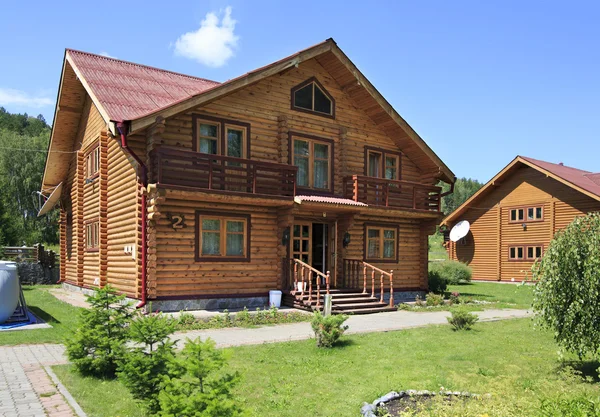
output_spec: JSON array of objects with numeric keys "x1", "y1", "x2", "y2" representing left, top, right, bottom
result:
[{"x1": 291, "y1": 77, "x2": 335, "y2": 118}]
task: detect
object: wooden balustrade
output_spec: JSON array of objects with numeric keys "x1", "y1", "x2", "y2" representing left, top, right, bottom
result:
[
  {"x1": 343, "y1": 259, "x2": 394, "y2": 307},
  {"x1": 285, "y1": 258, "x2": 330, "y2": 308},
  {"x1": 343, "y1": 175, "x2": 442, "y2": 211},
  {"x1": 151, "y1": 147, "x2": 297, "y2": 197}
]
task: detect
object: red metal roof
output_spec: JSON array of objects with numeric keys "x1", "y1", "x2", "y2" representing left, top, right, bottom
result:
[
  {"x1": 294, "y1": 195, "x2": 368, "y2": 207},
  {"x1": 520, "y1": 156, "x2": 600, "y2": 199},
  {"x1": 66, "y1": 49, "x2": 221, "y2": 121}
]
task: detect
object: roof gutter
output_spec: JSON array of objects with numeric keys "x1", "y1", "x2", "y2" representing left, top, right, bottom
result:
[{"x1": 116, "y1": 121, "x2": 147, "y2": 309}]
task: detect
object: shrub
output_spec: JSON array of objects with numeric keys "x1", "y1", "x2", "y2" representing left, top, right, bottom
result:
[
  {"x1": 538, "y1": 395, "x2": 600, "y2": 417},
  {"x1": 66, "y1": 286, "x2": 132, "y2": 378},
  {"x1": 118, "y1": 311, "x2": 176, "y2": 414},
  {"x1": 449, "y1": 291, "x2": 461, "y2": 304},
  {"x1": 426, "y1": 293, "x2": 445, "y2": 306},
  {"x1": 311, "y1": 311, "x2": 349, "y2": 348},
  {"x1": 157, "y1": 338, "x2": 243, "y2": 417},
  {"x1": 447, "y1": 307, "x2": 478, "y2": 330},
  {"x1": 532, "y1": 213, "x2": 600, "y2": 358},
  {"x1": 428, "y1": 269, "x2": 448, "y2": 294},
  {"x1": 430, "y1": 260, "x2": 472, "y2": 285}
]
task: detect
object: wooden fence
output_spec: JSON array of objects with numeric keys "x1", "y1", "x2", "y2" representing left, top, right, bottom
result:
[{"x1": 1, "y1": 244, "x2": 57, "y2": 268}]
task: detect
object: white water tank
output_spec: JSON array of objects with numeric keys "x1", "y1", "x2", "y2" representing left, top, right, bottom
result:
[{"x1": 0, "y1": 261, "x2": 19, "y2": 323}]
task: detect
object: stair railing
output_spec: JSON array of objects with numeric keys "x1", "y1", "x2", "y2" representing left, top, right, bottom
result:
[
  {"x1": 291, "y1": 258, "x2": 330, "y2": 309},
  {"x1": 362, "y1": 261, "x2": 394, "y2": 308}
]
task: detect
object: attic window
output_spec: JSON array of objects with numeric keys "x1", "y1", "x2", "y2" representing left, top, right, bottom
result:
[{"x1": 291, "y1": 78, "x2": 335, "y2": 118}]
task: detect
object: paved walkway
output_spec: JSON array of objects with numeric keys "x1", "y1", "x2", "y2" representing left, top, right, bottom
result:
[
  {"x1": 0, "y1": 345, "x2": 73, "y2": 417},
  {"x1": 171, "y1": 308, "x2": 532, "y2": 348}
]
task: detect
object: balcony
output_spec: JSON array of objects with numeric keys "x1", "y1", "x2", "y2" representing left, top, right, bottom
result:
[
  {"x1": 151, "y1": 147, "x2": 297, "y2": 198},
  {"x1": 343, "y1": 175, "x2": 442, "y2": 212}
]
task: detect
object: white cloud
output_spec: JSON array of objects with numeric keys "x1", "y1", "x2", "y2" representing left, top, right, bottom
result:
[
  {"x1": 0, "y1": 88, "x2": 53, "y2": 108},
  {"x1": 174, "y1": 6, "x2": 239, "y2": 67},
  {"x1": 99, "y1": 51, "x2": 116, "y2": 59}
]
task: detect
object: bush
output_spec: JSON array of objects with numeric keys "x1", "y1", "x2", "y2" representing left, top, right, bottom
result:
[
  {"x1": 66, "y1": 286, "x2": 132, "y2": 378},
  {"x1": 430, "y1": 260, "x2": 472, "y2": 285},
  {"x1": 449, "y1": 291, "x2": 461, "y2": 304},
  {"x1": 538, "y1": 395, "x2": 600, "y2": 417},
  {"x1": 428, "y1": 269, "x2": 448, "y2": 294},
  {"x1": 447, "y1": 307, "x2": 478, "y2": 330},
  {"x1": 118, "y1": 311, "x2": 176, "y2": 414},
  {"x1": 157, "y1": 338, "x2": 243, "y2": 417},
  {"x1": 532, "y1": 213, "x2": 600, "y2": 358},
  {"x1": 426, "y1": 293, "x2": 445, "y2": 306},
  {"x1": 311, "y1": 311, "x2": 349, "y2": 348}
]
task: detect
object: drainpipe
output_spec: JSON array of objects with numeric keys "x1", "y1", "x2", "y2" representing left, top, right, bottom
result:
[{"x1": 116, "y1": 121, "x2": 148, "y2": 309}]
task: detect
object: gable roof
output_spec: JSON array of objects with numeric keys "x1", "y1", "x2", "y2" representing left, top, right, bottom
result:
[
  {"x1": 42, "y1": 38, "x2": 455, "y2": 193},
  {"x1": 66, "y1": 49, "x2": 220, "y2": 122},
  {"x1": 442, "y1": 156, "x2": 600, "y2": 225}
]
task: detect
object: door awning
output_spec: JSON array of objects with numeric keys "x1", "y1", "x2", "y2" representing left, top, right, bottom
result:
[{"x1": 38, "y1": 182, "x2": 63, "y2": 217}]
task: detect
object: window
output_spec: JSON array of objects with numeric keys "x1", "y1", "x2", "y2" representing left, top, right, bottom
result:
[
  {"x1": 193, "y1": 115, "x2": 250, "y2": 159},
  {"x1": 291, "y1": 134, "x2": 333, "y2": 191},
  {"x1": 365, "y1": 147, "x2": 401, "y2": 180},
  {"x1": 510, "y1": 206, "x2": 543, "y2": 223},
  {"x1": 85, "y1": 220, "x2": 99, "y2": 251},
  {"x1": 365, "y1": 224, "x2": 398, "y2": 262},
  {"x1": 291, "y1": 78, "x2": 335, "y2": 117},
  {"x1": 526, "y1": 245, "x2": 543, "y2": 260},
  {"x1": 85, "y1": 146, "x2": 100, "y2": 178},
  {"x1": 196, "y1": 211, "x2": 250, "y2": 261},
  {"x1": 509, "y1": 246, "x2": 524, "y2": 260}
]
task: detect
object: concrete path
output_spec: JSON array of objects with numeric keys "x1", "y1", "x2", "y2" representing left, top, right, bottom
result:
[
  {"x1": 172, "y1": 308, "x2": 531, "y2": 348},
  {"x1": 0, "y1": 344, "x2": 74, "y2": 417}
]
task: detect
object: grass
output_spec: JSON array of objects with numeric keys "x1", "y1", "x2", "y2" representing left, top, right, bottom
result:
[
  {"x1": 429, "y1": 233, "x2": 448, "y2": 261},
  {"x1": 52, "y1": 319, "x2": 600, "y2": 417},
  {"x1": 0, "y1": 285, "x2": 81, "y2": 346},
  {"x1": 52, "y1": 365, "x2": 145, "y2": 417},
  {"x1": 447, "y1": 281, "x2": 534, "y2": 309}
]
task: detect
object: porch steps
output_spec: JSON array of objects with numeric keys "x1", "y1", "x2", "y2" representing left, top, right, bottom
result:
[{"x1": 282, "y1": 290, "x2": 396, "y2": 315}]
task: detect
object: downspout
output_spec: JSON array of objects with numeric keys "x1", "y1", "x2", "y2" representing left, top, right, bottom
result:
[
  {"x1": 440, "y1": 176, "x2": 457, "y2": 198},
  {"x1": 116, "y1": 121, "x2": 148, "y2": 309}
]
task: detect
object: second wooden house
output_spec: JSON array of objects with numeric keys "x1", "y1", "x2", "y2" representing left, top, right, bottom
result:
[{"x1": 39, "y1": 38, "x2": 455, "y2": 313}]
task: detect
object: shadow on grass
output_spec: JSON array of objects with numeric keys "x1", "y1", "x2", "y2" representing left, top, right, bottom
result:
[
  {"x1": 28, "y1": 306, "x2": 61, "y2": 325},
  {"x1": 559, "y1": 360, "x2": 600, "y2": 383}
]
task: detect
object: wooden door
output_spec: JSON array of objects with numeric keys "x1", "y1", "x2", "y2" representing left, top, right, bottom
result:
[{"x1": 291, "y1": 222, "x2": 312, "y2": 264}]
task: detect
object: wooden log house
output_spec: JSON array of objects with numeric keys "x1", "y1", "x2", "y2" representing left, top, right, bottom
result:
[
  {"x1": 442, "y1": 156, "x2": 600, "y2": 281},
  {"x1": 39, "y1": 38, "x2": 455, "y2": 313}
]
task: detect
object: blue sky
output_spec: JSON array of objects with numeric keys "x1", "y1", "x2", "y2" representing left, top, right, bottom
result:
[{"x1": 1, "y1": 0, "x2": 599, "y2": 182}]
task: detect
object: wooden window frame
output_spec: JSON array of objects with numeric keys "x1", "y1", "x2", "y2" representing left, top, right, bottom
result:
[
  {"x1": 85, "y1": 219, "x2": 99, "y2": 252},
  {"x1": 288, "y1": 132, "x2": 334, "y2": 194},
  {"x1": 290, "y1": 77, "x2": 336, "y2": 119},
  {"x1": 525, "y1": 245, "x2": 544, "y2": 260},
  {"x1": 363, "y1": 223, "x2": 399, "y2": 263},
  {"x1": 192, "y1": 114, "x2": 251, "y2": 159},
  {"x1": 364, "y1": 146, "x2": 402, "y2": 180},
  {"x1": 85, "y1": 144, "x2": 100, "y2": 180},
  {"x1": 195, "y1": 211, "x2": 251, "y2": 262},
  {"x1": 509, "y1": 205, "x2": 544, "y2": 223}
]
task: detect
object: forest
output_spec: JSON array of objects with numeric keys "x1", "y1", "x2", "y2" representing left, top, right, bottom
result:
[{"x1": 0, "y1": 107, "x2": 58, "y2": 247}]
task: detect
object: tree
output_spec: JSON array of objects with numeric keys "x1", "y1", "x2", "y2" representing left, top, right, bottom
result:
[
  {"x1": 532, "y1": 212, "x2": 600, "y2": 358},
  {"x1": 66, "y1": 286, "x2": 133, "y2": 377},
  {"x1": 439, "y1": 177, "x2": 484, "y2": 215},
  {"x1": 158, "y1": 338, "x2": 243, "y2": 417}
]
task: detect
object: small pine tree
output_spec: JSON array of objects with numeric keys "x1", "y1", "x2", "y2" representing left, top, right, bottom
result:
[
  {"x1": 157, "y1": 338, "x2": 243, "y2": 417},
  {"x1": 311, "y1": 311, "x2": 349, "y2": 348},
  {"x1": 66, "y1": 285, "x2": 132, "y2": 378},
  {"x1": 118, "y1": 311, "x2": 176, "y2": 414}
]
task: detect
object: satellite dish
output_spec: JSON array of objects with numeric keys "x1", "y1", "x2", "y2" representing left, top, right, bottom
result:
[{"x1": 449, "y1": 220, "x2": 470, "y2": 242}]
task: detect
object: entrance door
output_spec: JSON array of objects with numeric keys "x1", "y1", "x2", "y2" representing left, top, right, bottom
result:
[
  {"x1": 312, "y1": 223, "x2": 328, "y2": 274},
  {"x1": 291, "y1": 222, "x2": 311, "y2": 264}
]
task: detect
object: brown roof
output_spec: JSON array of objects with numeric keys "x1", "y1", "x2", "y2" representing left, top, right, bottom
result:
[
  {"x1": 66, "y1": 49, "x2": 220, "y2": 121},
  {"x1": 442, "y1": 156, "x2": 600, "y2": 225},
  {"x1": 294, "y1": 195, "x2": 368, "y2": 207},
  {"x1": 520, "y1": 157, "x2": 600, "y2": 199}
]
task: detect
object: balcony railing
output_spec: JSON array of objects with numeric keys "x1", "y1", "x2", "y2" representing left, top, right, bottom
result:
[
  {"x1": 151, "y1": 147, "x2": 297, "y2": 197},
  {"x1": 343, "y1": 175, "x2": 442, "y2": 211}
]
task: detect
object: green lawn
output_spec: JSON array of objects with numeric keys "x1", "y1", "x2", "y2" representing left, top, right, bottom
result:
[
  {"x1": 53, "y1": 319, "x2": 600, "y2": 417},
  {"x1": 446, "y1": 281, "x2": 534, "y2": 310},
  {"x1": 429, "y1": 233, "x2": 448, "y2": 261},
  {"x1": 0, "y1": 286, "x2": 81, "y2": 345}
]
